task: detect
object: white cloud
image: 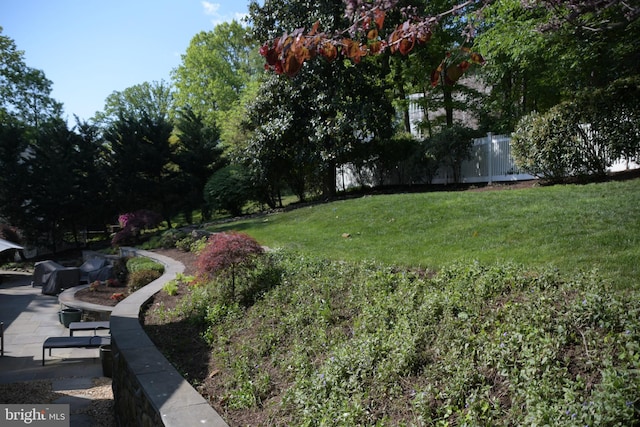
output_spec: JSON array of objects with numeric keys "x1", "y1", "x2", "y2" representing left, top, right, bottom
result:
[
  {"x1": 201, "y1": 1, "x2": 247, "y2": 26},
  {"x1": 201, "y1": 1, "x2": 220, "y2": 16}
]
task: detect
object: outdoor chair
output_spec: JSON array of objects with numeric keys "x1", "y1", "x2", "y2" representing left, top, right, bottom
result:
[{"x1": 79, "y1": 257, "x2": 113, "y2": 283}]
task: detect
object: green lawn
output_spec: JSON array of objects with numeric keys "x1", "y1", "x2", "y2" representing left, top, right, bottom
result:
[{"x1": 209, "y1": 178, "x2": 640, "y2": 289}]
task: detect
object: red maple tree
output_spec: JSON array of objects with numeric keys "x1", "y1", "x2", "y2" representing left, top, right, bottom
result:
[{"x1": 195, "y1": 232, "x2": 264, "y2": 300}]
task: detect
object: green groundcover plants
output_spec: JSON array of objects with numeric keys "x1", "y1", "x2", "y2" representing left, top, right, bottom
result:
[{"x1": 151, "y1": 251, "x2": 639, "y2": 426}]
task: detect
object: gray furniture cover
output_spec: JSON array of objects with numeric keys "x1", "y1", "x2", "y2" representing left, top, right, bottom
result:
[
  {"x1": 33, "y1": 260, "x2": 81, "y2": 295},
  {"x1": 32, "y1": 261, "x2": 64, "y2": 287},
  {"x1": 79, "y1": 257, "x2": 113, "y2": 283}
]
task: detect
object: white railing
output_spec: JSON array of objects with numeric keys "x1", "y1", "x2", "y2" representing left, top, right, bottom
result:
[
  {"x1": 431, "y1": 133, "x2": 535, "y2": 184},
  {"x1": 336, "y1": 133, "x2": 638, "y2": 190}
]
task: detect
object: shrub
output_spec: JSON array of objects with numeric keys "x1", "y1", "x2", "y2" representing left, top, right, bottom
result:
[
  {"x1": 112, "y1": 209, "x2": 163, "y2": 247},
  {"x1": 111, "y1": 227, "x2": 137, "y2": 247},
  {"x1": 158, "y1": 229, "x2": 188, "y2": 249},
  {"x1": 162, "y1": 280, "x2": 179, "y2": 296},
  {"x1": 513, "y1": 103, "x2": 611, "y2": 181},
  {"x1": 111, "y1": 257, "x2": 129, "y2": 285},
  {"x1": 512, "y1": 77, "x2": 640, "y2": 182},
  {"x1": 189, "y1": 237, "x2": 208, "y2": 253},
  {"x1": 204, "y1": 165, "x2": 253, "y2": 217},
  {"x1": 427, "y1": 125, "x2": 480, "y2": 183},
  {"x1": 126, "y1": 257, "x2": 164, "y2": 274},
  {"x1": 175, "y1": 234, "x2": 207, "y2": 253},
  {"x1": 118, "y1": 209, "x2": 163, "y2": 229},
  {"x1": 196, "y1": 231, "x2": 265, "y2": 304},
  {"x1": 175, "y1": 236, "x2": 194, "y2": 252},
  {"x1": 128, "y1": 269, "x2": 162, "y2": 291}
]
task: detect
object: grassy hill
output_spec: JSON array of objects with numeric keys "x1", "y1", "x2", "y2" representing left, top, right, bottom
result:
[
  {"x1": 148, "y1": 177, "x2": 640, "y2": 426},
  {"x1": 209, "y1": 178, "x2": 640, "y2": 290}
]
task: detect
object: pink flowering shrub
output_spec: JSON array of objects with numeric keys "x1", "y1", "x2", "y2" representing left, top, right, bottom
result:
[
  {"x1": 112, "y1": 209, "x2": 163, "y2": 247},
  {"x1": 118, "y1": 210, "x2": 162, "y2": 229}
]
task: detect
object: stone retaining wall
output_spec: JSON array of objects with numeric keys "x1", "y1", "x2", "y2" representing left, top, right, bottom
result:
[
  {"x1": 58, "y1": 285, "x2": 113, "y2": 321},
  {"x1": 110, "y1": 248, "x2": 228, "y2": 427}
]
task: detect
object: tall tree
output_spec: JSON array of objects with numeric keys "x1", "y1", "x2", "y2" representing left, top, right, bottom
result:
[
  {"x1": 238, "y1": 73, "x2": 316, "y2": 204},
  {"x1": 22, "y1": 117, "x2": 99, "y2": 250},
  {"x1": 96, "y1": 80, "x2": 173, "y2": 125},
  {"x1": 0, "y1": 27, "x2": 62, "y2": 127},
  {"x1": 104, "y1": 113, "x2": 174, "y2": 224},
  {"x1": 247, "y1": 0, "x2": 395, "y2": 198},
  {"x1": 173, "y1": 106, "x2": 224, "y2": 222},
  {"x1": 172, "y1": 21, "x2": 263, "y2": 131},
  {"x1": 474, "y1": 0, "x2": 640, "y2": 132},
  {"x1": 72, "y1": 116, "x2": 113, "y2": 231},
  {"x1": 98, "y1": 81, "x2": 176, "y2": 224},
  {"x1": 0, "y1": 113, "x2": 30, "y2": 227}
]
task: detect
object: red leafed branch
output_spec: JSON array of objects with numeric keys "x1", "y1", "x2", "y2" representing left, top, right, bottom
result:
[
  {"x1": 430, "y1": 48, "x2": 486, "y2": 88},
  {"x1": 259, "y1": 0, "x2": 487, "y2": 81}
]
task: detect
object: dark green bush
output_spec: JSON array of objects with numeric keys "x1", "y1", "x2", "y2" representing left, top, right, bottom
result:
[
  {"x1": 158, "y1": 229, "x2": 188, "y2": 249},
  {"x1": 575, "y1": 76, "x2": 640, "y2": 165},
  {"x1": 204, "y1": 165, "x2": 254, "y2": 217},
  {"x1": 175, "y1": 234, "x2": 207, "y2": 253},
  {"x1": 512, "y1": 77, "x2": 640, "y2": 182},
  {"x1": 427, "y1": 125, "x2": 481, "y2": 183},
  {"x1": 126, "y1": 257, "x2": 164, "y2": 274},
  {"x1": 128, "y1": 269, "x2": 162, "y2": 291},
  {"x1": 512, "y1": 106, "x2": 588, "y2": 181}
]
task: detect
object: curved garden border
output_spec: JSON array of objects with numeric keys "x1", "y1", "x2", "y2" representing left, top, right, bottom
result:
[
  {"x1": 109, "y1": 248, "x2": 228, "y2": 427},
  {"x1": 58, "y1": 284, "x2": 113, "y2": 321}
]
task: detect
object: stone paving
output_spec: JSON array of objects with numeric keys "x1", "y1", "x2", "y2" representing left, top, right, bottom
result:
[{"x1": 0, "y1": 270, "x2": 111, "y2": 426}]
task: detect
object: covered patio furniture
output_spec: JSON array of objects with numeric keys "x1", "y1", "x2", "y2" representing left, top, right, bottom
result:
[
  {"x1": 79, "y1": 257, "x2": 113, "y2": 283},
  {"x1": 32, "y1": 260, "x2": 64, "y2": 287},
  {"x1": 32, "y1": 260, "x2": 81, "y2": 295}
]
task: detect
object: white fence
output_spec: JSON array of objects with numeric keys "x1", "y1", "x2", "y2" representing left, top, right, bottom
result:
[
  {"x1": 432, "y1": 133, "x2": 535, "y2": 185},
  {"x1": 337, "y1": 133, "x2": 639, "y2": 190}
]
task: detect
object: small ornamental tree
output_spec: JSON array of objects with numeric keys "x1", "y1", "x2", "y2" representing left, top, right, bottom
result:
[{"x1": 195, "y1": 232, "x2": 265, "y2": 303}]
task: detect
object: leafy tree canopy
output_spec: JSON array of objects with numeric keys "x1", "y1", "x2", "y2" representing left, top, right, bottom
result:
[
  {"x1": 172, "y1": 20, "x2": 263, "y2": 130},
  {"x1": 95, "y1": 80, "x2": 174, "y2": 125},
  {"x1": 0, "y1": 27, "x2": 62, "y2": 127}
]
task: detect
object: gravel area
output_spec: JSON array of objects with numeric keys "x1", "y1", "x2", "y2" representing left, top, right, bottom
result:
[{"x1": 0, "y1": 377, "x2": 115, "y2": 426}]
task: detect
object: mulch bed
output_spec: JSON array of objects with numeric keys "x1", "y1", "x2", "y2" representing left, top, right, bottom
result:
[
  {"x1": 73, "y1": 248, "x2": 198, "y2": 307},
  {"x1": 74, "y1": 284, "x2": 125, "y2": 306}
]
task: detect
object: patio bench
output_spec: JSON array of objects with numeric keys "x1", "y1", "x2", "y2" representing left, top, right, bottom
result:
[
  {"x1": 42, "y1": 336, "x2": 110, "y2": 365},
  {"x1": 69, "y1": 321, "x2": 110, "y2": 336}
]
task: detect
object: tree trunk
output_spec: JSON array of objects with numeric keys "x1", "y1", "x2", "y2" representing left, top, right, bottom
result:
[
  {"x1": 322, "y1": 160, "x2": 337, "y2": 199},
  {"x1": 443, "y1": 85, "x2": 454, "y2": 128}
]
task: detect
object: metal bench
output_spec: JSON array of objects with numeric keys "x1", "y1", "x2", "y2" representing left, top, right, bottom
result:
[
  {"x1": 68, "y1": 321, "x2": 110, "y2": 336},
  {"x1": 42, "y1": 336, "x2": 110, "y2": 365}
]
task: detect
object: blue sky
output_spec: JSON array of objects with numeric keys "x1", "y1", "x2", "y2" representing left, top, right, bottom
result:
[{"x1": 1, "y1": 0, "x2": 251, "y2": 124}]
